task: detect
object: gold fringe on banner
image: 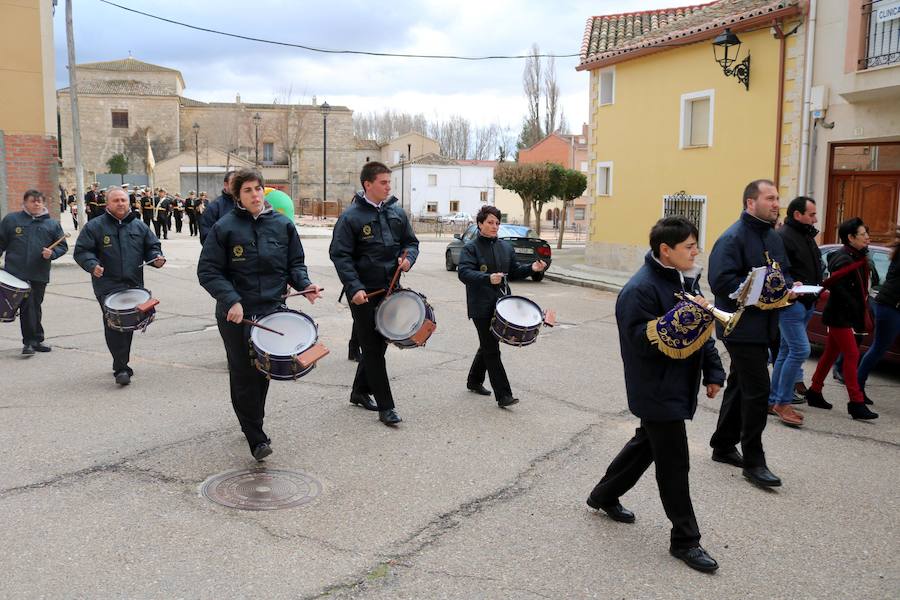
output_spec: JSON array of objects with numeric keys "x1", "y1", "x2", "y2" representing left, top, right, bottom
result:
[{"x1": 645, "y1": 299, "x2": 715, "y2": 360}]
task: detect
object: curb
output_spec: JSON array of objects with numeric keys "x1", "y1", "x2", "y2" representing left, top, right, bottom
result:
[{"x1": 543, "y1": 271, "x2": 623, "y2": 293}]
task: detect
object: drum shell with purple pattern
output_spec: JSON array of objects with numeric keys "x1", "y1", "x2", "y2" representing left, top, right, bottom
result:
[
  {"x1": 250, "y1": 309, "x2": 320, "y2": 380},
  {"x1": 0, "y1": 269, "x2": 30, "y2": 323},
  {"x1": 491, "y1": 295, "x2": 543, "y2": 346}
]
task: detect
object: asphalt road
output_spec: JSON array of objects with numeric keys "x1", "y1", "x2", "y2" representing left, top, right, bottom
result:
[{"x1": 1, "y1": 231, "x2": 897, "y2": 599}]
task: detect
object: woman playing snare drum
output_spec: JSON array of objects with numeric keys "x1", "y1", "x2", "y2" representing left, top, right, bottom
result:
[
  {"x1": 198, "y1": 168, "x2": 322, "y2": 461},
  {"x1": 457, "y1": 205, "x2": 546, "y2": 407}
]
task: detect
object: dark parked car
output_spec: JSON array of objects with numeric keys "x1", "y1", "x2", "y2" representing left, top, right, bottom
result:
[
  {"x1": 445, "y1": 224, "x2": 552, "y2": 282},
  {"x1": 807, "y1": 244, "x2": 899, "y2": 366}
]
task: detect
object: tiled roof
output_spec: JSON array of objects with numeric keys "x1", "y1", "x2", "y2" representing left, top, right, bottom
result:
[
  {"x1": 404, "y1": 153, "x2": 458, "y2": 166},
  {"x1": 57, "y1": 79, "x2": 178, "y2": 97},
  {"x1": 578, "y1": 0, "x2": 800, "y2": 70},
  {"x1": 180, "y1": 96, "x2": 208, "y2": 107},
  {"x1": 78, "y1": 57, "x2": 182, "y2": 75},
  {"x1": 355, "y1": 138, "x2": 381, "y2": 150},
  {"x1": 180, "y1": 97, "x2": 349, "y2": 111}
]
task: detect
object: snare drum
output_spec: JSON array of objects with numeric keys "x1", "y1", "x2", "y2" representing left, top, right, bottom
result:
[
  {"x1": 251, "y1": 309, "x2": 329, "y2": 380},
  {"x1": 374, "y1": 289, "x2": 437, "y2": 349},
  {"x1": 103, "y1": 288, "x2": 159, "y2": 332},
  {"x1": 0, "y1": 269, "x2": 30, "y2": 323},
  {"x1": 491, "y1": 295, "x2": 544, "y2": 346}
]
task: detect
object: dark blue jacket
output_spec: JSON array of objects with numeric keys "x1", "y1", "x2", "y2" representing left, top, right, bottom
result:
[
  {"x1": 73, "y1": 210, "x2": 163, "y2": 299},
  {"x1": 458, "y1": 234, "x2": 533, "y2": 319},
  {"x1": 329, "y1": 194, "x2": 419, "y2": 298},
  {"x1": 0, "y1": 211, "x2": 67, "y2": 283},
  {"x1": 617, "y1": 253, "x2": 726, "y2": 421},
  {"x1": 198, "y1": 203, "x2": 312, "y2": 317},
  {"x1": 199, "y1": 191, "x2": 235, "y2": 244},
  {"x1": 707, "y1": 211, "x2": 793, "y2": 344}
]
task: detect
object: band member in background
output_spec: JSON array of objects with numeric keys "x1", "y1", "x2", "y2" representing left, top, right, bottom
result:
[
  {"x1": 74, "y1": 186, "x2": 165, "y2": 385},
  {"x1": 172, "y1": 194, "x2": 185, "y2": 234},
  {"x1": 804, "y1": 218, "x2": 878, "y2": 420},
  {"x1": 199, "y1": 172, "x2": 236, "y2": 244},
  {"x1": 67, "y1": 195, "x2": 78, "y2": 230},
  {"x1": 457, "y1": 205, "x2": 546, "y2": 407},
  {"x1": 0, "y1": 190, "x2": 69, "y2": 355},
  {"x1": 152, "y1": 189, "x2": 171, "y2": 240},
  {"x1": 141, "y1": 189, "x2": 154, "y2": 227},
  {"x1": 185, "y1": 191, "x2": 199, "y2": 237},
  {"x1": 198, "y1": 168, "x2": 322, "y2": 461},
  {"x1": 85, "y1": 183, "x2": 100, "y2": 220},
  {"x1": 587, "y1": 216, "x2": 724, "y2": 573},
  {"x1": 707, "y1": 179, "x2": 795, "y2": 489},
  {"x1": 329, "y1": 161, "x2": 419, "y2": 426}
]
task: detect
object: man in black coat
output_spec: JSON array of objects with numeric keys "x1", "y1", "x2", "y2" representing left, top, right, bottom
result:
[
  {"x1": 141, "y1": 190, "x2": 154, "y2": 227},
  {"x1": 329, "y1": 161, "x2": 419, "y2": 426},
  {"x1": 707, "y1": 179, "x2": 796, "y2": 488},
  {"x1": 457, "y1": 205, "x2": 546, "y2": 407},
  {"x1": 199, "y1": 172, "x2": 236, "y2": 244},
  {"x1": 152, "y1": 190, "x2": 171, "y2": 240},
  {"x1": 85, "y1": 183, "x2": 101, "y2": 220},
  {"x1": 74, "y1": 187, "x2": 165, "y2": 385},
  {"x1": 587, "y1": 217, "x2": 724, "y2": 572},
  {"x1": 0, "y1": 190, "x2": 68, "y2": 354}
]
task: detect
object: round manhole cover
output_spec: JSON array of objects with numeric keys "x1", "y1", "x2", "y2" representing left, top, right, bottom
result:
[{"x1": 201, "y1": 468, "x2": 321, "y2": 511}]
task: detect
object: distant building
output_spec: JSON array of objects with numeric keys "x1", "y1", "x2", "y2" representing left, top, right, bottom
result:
[
  {"x1": 1, "y1": 0, "x2": 58, "y2": 216},
  {"x1": 390, "y1": 153, "x2": 495, "y2": 218}
]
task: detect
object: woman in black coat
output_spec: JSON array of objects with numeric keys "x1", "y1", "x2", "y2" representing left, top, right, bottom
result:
[
  {"x1": 457, "y1": 205, "x2": 546, "y2": 407},
  {"x1": 805, "y1": 218, "x2": 878, "y2": 420}
]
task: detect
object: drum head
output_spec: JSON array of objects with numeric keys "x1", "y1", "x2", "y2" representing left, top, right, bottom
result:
[
  {"x1": 104, "y1": 288, "x2": 151, "y2": 310},
  {"x1": 496, "y1": 296, "x2": 542, "y2": 327},
  {"x1": 0, "y1": 269, "x2": 29, "y2": 290},
  {"x1": 251, "y1": 311, "x2": 317, "y2": 355},
  {"x1": 376, "y1": 291, "x2": 426, "y2": 339}
]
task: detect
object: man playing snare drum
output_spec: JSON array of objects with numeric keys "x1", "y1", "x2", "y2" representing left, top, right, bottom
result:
[
  {"x1": 74, "y1": 187, "x2": 165, "y2": 386},
  {"x1": 329, "y1": 161, "x2": 419, "y2": 426},
  {"x1": 457, "y1": 205, "x2": 546, "y2": 407},
  {"x1": 0, "y1": 189, "x2": 68, "y2": 355}
]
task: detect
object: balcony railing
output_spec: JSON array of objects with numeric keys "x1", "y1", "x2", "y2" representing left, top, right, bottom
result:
[{"x1": 859, "y1": 1, "x2": 900, "y2": 69}]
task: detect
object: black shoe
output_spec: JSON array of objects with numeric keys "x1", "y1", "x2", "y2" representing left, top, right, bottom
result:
[
  {"x1": 252, "y1": 442, "x2": 273, "y2": 461},
  {"x1": 863, "y1": 394, "x2": 874, "y2": 406},
  {"x1": 711, "y1": 448, "x2": 744, "y2": 468},
  {"x1": 114, "y1": 371, "x2": 131, "y2": 386},
  {"x1": 379, "y1": 409, "x2": 402, "y2": 425},
  {"x1": 586, "y1": 497, "x2": 635, "y2": 523},
  {"x1": 467, "y1": 384, "x2": 491, "y2": 396},
  {"x1": 497, "y1": 395, "x2": 519, "y2": 407},
  {"x1": 21, "y1": 345, "x2": 35, "y2": 356},
  {"x1": 350, "y1": 391, "x2": 378, "y2": 411},
  {"x1": 832, "y1": 368, "x2": 845, "y2": 384},
  {"x1": 848, "y1": 402, "x2": 878, "y2": 420},
  {"x1": 805, "y1": 389, "x2": 832, "y2": 410},
  {"x1": 32, "y1": 343, "x2": 51, "y2": 352},
  {"x1": 742, "y1": 466, "x2": 782, "y2": 487},
  {"x1": 669, "y1": 546, "x2": 719, "y2": 573}
]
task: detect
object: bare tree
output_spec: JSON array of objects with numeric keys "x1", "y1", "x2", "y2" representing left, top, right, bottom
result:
[
  {"x1": 543, "y1": 57, "x2": 560, "y2": 134},
  {"x1": 353, "y1": 110, "x2": 428, "y2": 144},
  {"x1": 429, "y1": 115, "x2": 471, "y2": 160},
  {"x1": 473, "y1": 124, "x2": 499, "y2": 160},
  {"x1": 523, "y1": 43, "x2": 543, "y2": 147}
]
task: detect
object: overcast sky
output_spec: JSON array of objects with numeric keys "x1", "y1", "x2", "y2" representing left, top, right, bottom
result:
[{"x1": 54, "y1": 0, "x2": 688, "y2": 134}]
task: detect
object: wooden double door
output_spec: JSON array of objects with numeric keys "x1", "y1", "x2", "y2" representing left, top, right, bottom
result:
[{"x1": 825, "y1": 173, "x2": 900, "y2": 245}]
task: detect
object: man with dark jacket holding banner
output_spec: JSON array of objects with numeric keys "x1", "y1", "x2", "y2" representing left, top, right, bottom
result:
[
  {"x1": 707, "y1": 179, "x2": 796, "y2": 488},
  {"x1": 587, "y1": 216, "x2": 724, "y2": 573},
  {"x1": 0, "y1": 190, "x2": 68, "y2": 354}
]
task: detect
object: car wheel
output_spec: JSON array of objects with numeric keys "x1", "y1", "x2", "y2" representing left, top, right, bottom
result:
[
  {"x1": 445, "y1": 251, "x2": 456, "y2": 271},
  {"x1": 531, "y1": 271, "x2": 544, "y2": 282}
]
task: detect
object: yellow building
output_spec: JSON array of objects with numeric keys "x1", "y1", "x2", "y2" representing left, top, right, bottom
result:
[
  {"x1": 0, "y1": 0, "x2": 57, "y2": 215},
  {"x1": 577, "y1": 0, "x2": 805, "y2": 270}
]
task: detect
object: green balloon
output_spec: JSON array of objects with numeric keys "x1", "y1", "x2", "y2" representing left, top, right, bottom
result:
[{"x1": 265, "y1": 189, "x2": 295, "y2": 221}]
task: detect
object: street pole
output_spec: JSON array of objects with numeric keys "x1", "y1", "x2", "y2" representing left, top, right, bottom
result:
[
  {"x1": 65, "y1": 0, "x2": 86, "y2": 227},
  {"x1": 321, "y1": 101, "x2": 330, "y2": 220},
  {"x1": 193, "y1": 123, "x2": 200, "y2": 197},
  {"x1": 400, "y1": 154, "x2": 405, "y2": 212}
]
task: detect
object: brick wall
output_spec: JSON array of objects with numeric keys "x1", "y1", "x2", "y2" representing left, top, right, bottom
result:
[{"x1": 0, "y1": 132, "x2": 60, "y2": 217}]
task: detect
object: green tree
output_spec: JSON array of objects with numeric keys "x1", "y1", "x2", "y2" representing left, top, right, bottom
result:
[
  {"x1": 494, "y1": 162, "x2": 548, "y2": 229},
  {"x1": 106, "y1": 153, "x2": 129, "y2": 184},
  {"x1": 532, "y1": 163, "x2": 566, "y2": 238},
  {"x1": 556, "y1": 168, "x2": 587, "y2": 249}
]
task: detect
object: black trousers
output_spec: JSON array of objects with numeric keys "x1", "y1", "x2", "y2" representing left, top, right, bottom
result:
[
  {"x1": 217, "y1": 315, "x2": 270, "y2": 449},
  {"x1": 20, "y1": 281, "x2": 46, "y2": 346},
  {"x1": 187, "y1": 213, "x2": 198, "y2": 236},
  {"x1": 98, "y1": 299, "x2": 134, "y2": 376},
  {"x1": 590, "y1": 420, "x2": 701, "y2": 549},
  {"x1": 142, "y1": 213, "x2": 153, "y2": 227},
  {"x1": 350, "y1": 299, "x2": 395, "y2": 411},
  {"x1": 709, "y1": 343, "x2": 770, "y2": 468},
  {"x1": 153, "y1": 219, "x2": 168, "y2": 239},
  {"x1": 173, "y1": 214, "x2": 183, "y2": 233},
  {"x1": 467, "y1": 317, "x2": 512, "y2": 398}
]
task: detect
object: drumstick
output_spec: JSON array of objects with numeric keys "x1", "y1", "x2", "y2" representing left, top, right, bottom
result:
[
  {"x1": 365, "y1": 289, "x2": 386, "y2": 300},
  {"x1": 282, "y1": 287, "x2": 324, "y2": 299},
  {"x1": 137, "y1": 256, "x2": 165, "y2": 268},
  {"x1": 46, "y1": 233, "x2": 70, "y2": 250},
  {"x1": 241, "y1": 319, "x2": 284, "y2": 336},
  {"x1": 386, "y1": 250, "x2": 408, "y2": 297}
]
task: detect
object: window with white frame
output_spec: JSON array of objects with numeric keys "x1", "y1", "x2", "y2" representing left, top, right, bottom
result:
[
  {"x1": 595, "y1": 161, "x2": 613, "y2": 196},
  {"x1": 427, "y1": 174, "x2": 437, "y2": 186},
  {"x1": 392, "y1": 150, "x2": 400, "y2": 164},
  {"x1": 598, "y1": 67, "x2": 615, "y2": 106},
  {"x1": 262, "y1": 142, "x2": 274, "y2": 163},
  {"x1": 449, "y1": 200, "x2": 460, "y2": 212},
  {"x1": 663, "y1": 192, "x2": 707, "y2": 249},
  {"x1": 680, "y1": 90, "x2": 714, "y2": 148},
  {"x1": 574, "y1": 207, "x2": 586, "y2": 220},
  {"x1": 479, "y1": 190, "x2": 488, "y2": 202},
  {"x1": 426, "y1": 202, "x2": 438, "y2": 213}
]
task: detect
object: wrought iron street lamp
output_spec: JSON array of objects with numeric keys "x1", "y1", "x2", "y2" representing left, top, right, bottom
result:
[
  {"x1": 252, "y1": 112, "x2": 262, "y2": 165},
  {"x1": 321, "y1": 101, "x2": 330, "y2": 219},
  {"x1": 712, "y1": 29, "x2": 750, "y2": 90},
  {"x1": 192, "y1": 122, "x2": 200, "y2": 196}
]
